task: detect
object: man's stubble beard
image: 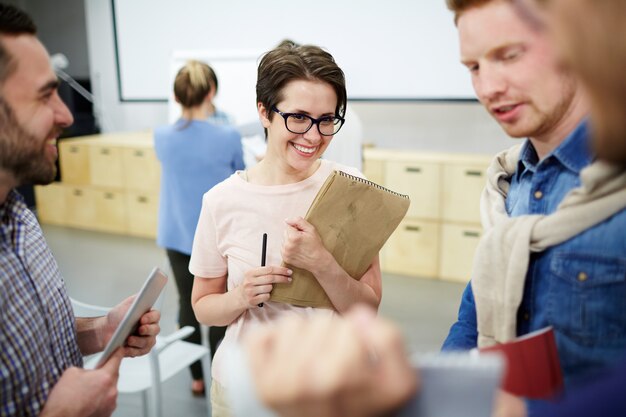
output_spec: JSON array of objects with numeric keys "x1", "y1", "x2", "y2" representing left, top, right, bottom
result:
[{"x1": 0, "y1": 97, "x2": 58, "y2": 186}]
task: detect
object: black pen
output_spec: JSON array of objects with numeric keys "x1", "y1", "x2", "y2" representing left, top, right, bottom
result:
[{"x1": 258, "y1": 233, "x2": 267, "y2": 307}]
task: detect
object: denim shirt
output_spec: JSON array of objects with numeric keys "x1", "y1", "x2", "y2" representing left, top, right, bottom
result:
[{"x1": 442, "y1": 121, "x2": 626, "y2": 389}]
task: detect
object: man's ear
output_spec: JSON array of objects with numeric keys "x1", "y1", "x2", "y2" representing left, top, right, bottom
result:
[{"x1": 258, "y1": 102, "x2": 271, "y2": 128}]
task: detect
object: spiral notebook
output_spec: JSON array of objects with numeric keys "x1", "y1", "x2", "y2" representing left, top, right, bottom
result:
[
  {"x1": 270, "y1": 170, "x2": 410, "y2": 309},
  {"x1": 225, "y1": 349, "x2": 503, "y2": 417}
]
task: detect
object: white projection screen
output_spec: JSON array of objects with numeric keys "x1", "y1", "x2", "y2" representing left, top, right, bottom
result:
[{"x1": 112, "y1": 0, "x2": 475, "y2": 103}]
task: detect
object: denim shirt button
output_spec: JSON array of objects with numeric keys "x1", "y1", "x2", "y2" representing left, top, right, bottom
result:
[
  {"x1": 523, "y1": 312, "x2": 530, "y2": 321},
  {"x1": 578, "y1": 271, "x2": 588, "y2": 282},
  {"x1": 534, "y1": 190, "x2": 544, "y2": 200}
]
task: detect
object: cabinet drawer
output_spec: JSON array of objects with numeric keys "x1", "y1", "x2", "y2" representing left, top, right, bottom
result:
[
  {"x1": 93, "y1": 189, "x2": 127, "y2": 234},
  {"x1": 89, "y1": 145, "x2": 124, "y2": 188},
  {"x1": 385, "y1": 161, "x2": 440, "y2": 220},
  {"x1": 64, "y1": 186, "x2": 96, "y2": 229},
  {"x1": 59, "y1": 141, "x2": 90, "y2": 184},
  {"x1": 34, "y1": 183, "x2": 67, "y2": 225},
  {"x1": 363, "y1": 158, "x2": 385, "y2": 186},
  {"x1": 126, "y1": 191, "x2": 159, "y2": 238},
  {"x1": 442, "y1": 163, "x2": 487, "y2": 223},
  {"x1": 122, "y1": 147, "x2": 160, "y2": 191},
  {"x1": 439, "y1": 223, "x2": 483, "y2": 283},
  {"x1": 383, "y1": 220, "x2": 439, "y2": 278}
]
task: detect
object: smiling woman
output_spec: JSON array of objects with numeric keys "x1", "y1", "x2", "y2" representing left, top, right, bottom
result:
[{"x1": 188, "y1": 42, "x2": 383, "y2": 417}]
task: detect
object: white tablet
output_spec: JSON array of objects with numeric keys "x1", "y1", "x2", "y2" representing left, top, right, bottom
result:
[{"x1": 95, "y1": 267, "x2": 168, "y2": 368}]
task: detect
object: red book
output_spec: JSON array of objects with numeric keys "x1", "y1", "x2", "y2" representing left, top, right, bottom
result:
[{"x1": 480, "y1": 326, "x2": 563, "y2": 399}]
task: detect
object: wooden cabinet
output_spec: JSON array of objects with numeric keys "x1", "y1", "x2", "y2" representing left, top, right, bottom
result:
[
  {"x1": 34, "y1": 183, "x2": 67, "y2": 225},
  {"x1": 385, "y1": 161, "x2": 440, "y2": 220},
  {"x1": 122, "y1": 147, "x2": 160, "y2": 191},
  {"x1": 36, "y1": 131, "x2": 160, "y2": 238},
  {"x1": 58, "y1": 141, "x2": 90, "y2": 185},
  {"x1": 93, "y1": 189, "x2": 127, "y2": 233},
  {"x1": 385, "y1": 220, "x2": 440, "y2": 278},
  {"x1": 439, "y1": 223, "x2": 482, "y2": 283},
  {"x1": 65, "y1": 186, "x2": 96, "y2": 229},
  {"x1": 365, "y1": 149, "x2": 490, "y2": 282},
  {"x1": 90, "y1": 145, "x2": 124, "y2": 188},
  {"x1": 362, "y1": 158, "x2": 385, "y2": 186},
  {"x1": 442, "y1": 163, "x2": 487, "y2": 223},
  {"x1": 126, "y1": 191, "x2": 159, "y2": 238}
]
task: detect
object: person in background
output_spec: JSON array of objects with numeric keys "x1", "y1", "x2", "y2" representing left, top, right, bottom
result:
[
  {"x1": 0, "y1": 4, "x2": 160, "y2": 416},
  {"x1": 243, "y1": 0, "x2": 626, "y2": 416},
  {"x1": 189, "y1": 42, "x2": 382, "y2": 416},
  {"x1": 202, "y1": 64, "x2": 234, "y2": 126},
  {"x1": 154, "y1": 60, "x2": 244, "y2": 396}
]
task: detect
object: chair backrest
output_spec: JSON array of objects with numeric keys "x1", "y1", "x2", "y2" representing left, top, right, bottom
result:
[
  {"x1": 69, "y1": 298, "x2": 211, "y2": 417},
  {"x1": 70, "y1": 298, "x2": 110, "y2": 317}
]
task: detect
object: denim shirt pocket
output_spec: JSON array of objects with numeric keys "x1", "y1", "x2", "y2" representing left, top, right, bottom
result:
[{"x1": 549, "y1": 252, "x2": 626, "y2": 344}]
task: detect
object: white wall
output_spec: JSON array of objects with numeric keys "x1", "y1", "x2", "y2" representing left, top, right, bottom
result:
[
  {"x1": 113, "y1": 0, "x2": 473, "y2": 101},
  {"x1": 84, "y1": 0, "x2": 167, "y2": 133},
  {"x1": 352, "y1": 101, "x2": 517, "y2": 155},
  {"x1": 84, "y1": 0, "x2": 517, "y2": 155}
]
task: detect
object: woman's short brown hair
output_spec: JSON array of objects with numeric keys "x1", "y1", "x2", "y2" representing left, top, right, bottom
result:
[{"x1": 256, "y1": 43, "x2": 347, "y2": 132}]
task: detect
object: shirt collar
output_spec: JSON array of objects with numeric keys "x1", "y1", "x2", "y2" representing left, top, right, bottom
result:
[
  {"x1": 0, "y1": 190, "x2": 27, "y2": 242},
  {"x1": 515, "y1": 139, "x2": 540, "y2": 181},
  {"x1": 549, "y1": 119, "x2": 593, "y2": 174},
  {"x1": 516, "y1": 119, "x2": 593, "y2": 179}
]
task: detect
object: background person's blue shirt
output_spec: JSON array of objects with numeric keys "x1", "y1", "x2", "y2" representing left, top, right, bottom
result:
[
  {"x1": 442, "y1": 121, "x2": 626, "y2": 389},
  {"x1": 155, "y1": 119, "x2": 244, "y2": 255}
]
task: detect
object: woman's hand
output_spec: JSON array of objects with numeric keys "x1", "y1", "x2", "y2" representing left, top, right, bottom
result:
[
  {"x1": 238, "y1": 266, "x2": 292, "y2": 308},
  {"x1": 282, "y1": 217, "x2": 330, "y2": 273}
]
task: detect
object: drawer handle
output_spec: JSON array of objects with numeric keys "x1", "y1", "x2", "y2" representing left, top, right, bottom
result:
[
  {"x1": 134, "y1": 150, "x2": 144, "y2": 157},
  {"x1": 465, "y1": 170, "x2": 483, "y2": 177},
  {"x1": 73, "y1": 189, "x2": 82, "y2": 196},
  {"x1": 405, "y1": 225, "x2": 421, "y2": 232},
  {"x1": 405, "y1": 167, "x2": 422, "y2": 173},
  {"x1": 463, "y1": 231, "x2": 480, "y2": 238},
  {"x1": 100, "y1": 148, "x2": 110, "y2": 155},
  {"x1": 137, "y1": 196, "x2": 148, "y2": 203},
  {"x1": 70, "y1": 146, "x2": 79, "y2": 153},
  {"x1": 104, "y1": 192, "x2": 115, "y2": 200}
]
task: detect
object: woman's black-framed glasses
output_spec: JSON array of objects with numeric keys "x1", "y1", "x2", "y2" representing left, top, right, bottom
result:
[{"x1": 272, "y1": 107, "x2": 345, "y2": 136}]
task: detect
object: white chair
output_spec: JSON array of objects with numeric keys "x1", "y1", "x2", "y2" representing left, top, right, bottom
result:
[{"x1": 70, "y1": 298, "x2": 212, "y2": 417}]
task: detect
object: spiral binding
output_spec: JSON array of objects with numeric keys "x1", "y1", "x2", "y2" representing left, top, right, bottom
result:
[{"x1": 337, "y1": 170, "x2": 410, "y2": 199}]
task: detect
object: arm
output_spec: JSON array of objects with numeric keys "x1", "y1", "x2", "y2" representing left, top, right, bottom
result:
[
  {"x1": 247, "y1": 306, "x2": 418, "y2": 417},
  {"x1": 441, "y1": 283, "x2": 479, "y2": 351},
  {"x1": 281, "y1": 217, "x2": 382, "y2": 313},
  {"x1": 192, "y1": 267, "x2": 292, "y2": 326},
  {"x1": 75, "y1": 296, "x2": 160, "y2": 356},
  {"x1": 192, "y1": 275, "x2": 242, "y2": 327},
  {"x1": 75, "y1": 316, "x2": 106, "y2": 355},
  {"x1": 40, "y1": 349, "x2": 124, "y2": 417}
]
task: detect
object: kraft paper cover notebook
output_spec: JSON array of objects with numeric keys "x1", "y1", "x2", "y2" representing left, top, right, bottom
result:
[{"x1": 270, "y1": 170, "x2": 410, "y2": 309}]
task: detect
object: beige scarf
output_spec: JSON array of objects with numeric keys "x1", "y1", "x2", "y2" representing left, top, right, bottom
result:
[{"x1": 472, "y1": 144, "x2": 626, "y2": 348}]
